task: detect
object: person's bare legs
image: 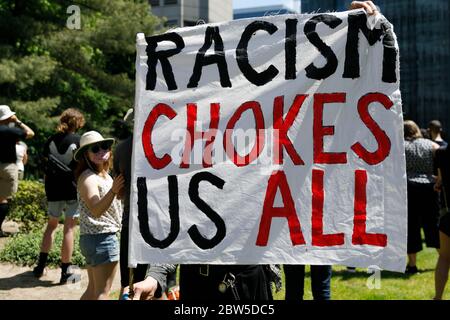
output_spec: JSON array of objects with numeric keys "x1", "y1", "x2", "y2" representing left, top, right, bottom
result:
[
  {"x1": 81, "y1": 266, "x2": 95, "y2": 300},
  {"x1": 434, "y1": 231, "x2": 450, "y2": 300},
  {"x1": 61, "y1": 217, "x2": 76, "y2": 263},
  {"x1": 407, "y1": 253, "x2": 417, "y2": 267},
  {"x1": 41, "y1": 217, "x2": 59, "y2": 253},
  {"x1": 92, "y1": 262, "x2": 118, "y2": 300}
]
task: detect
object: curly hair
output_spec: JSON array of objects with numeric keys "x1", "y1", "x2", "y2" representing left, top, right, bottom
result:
[{"x1": 57, "y1": 108, "x2": 85, "y2": 133}]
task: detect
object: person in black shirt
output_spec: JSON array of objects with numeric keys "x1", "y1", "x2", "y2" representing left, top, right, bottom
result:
[
  {"x1": 0, "y1": 105, "x2": 34, "y2": 236},
  {"x1": 428, "y1": 120, "x2": 448, "y2": 148},
  {"x1": 33, "y1": 108, "x2": 85, "y2": 284},
  {"x1": 113, "y1": 109, "x2": 150, "y2": 297}
]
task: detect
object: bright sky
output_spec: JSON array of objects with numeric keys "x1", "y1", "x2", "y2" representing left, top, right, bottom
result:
[{"x1": 233, "y1": 0, "x2": 301, "y2": 11}]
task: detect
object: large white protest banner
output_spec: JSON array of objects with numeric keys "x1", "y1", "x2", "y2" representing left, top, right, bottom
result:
[{"x1": 129, "y1": 9, "x2": 407, "y2": 272}]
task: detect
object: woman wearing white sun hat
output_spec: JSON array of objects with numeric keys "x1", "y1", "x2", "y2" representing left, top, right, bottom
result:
[
  {"x1": 0, "y1": 105, "x2": 34, "y2": 236},
  {"x1": 74, "y1": 130, "x2": 125, "y2": 300}
]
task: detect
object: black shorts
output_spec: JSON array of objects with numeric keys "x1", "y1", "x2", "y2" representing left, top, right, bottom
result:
[
  {"x1": 439, "y1": 211, "x2": 450, "y2": 237},
  {"x1": 407, "y1": 182, "x2": 440, "y2": 254}
]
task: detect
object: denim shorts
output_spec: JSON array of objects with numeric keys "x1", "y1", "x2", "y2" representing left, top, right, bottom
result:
[
  {"x1": 48, "y1": 200, "x2": 79, "y2": 219},
  {"x1": 79, "y1": 233, "x2": 119, "y2": 267}
]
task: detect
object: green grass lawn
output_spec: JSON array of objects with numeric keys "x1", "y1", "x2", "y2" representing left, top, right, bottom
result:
[{"x1": 273, "y1": 247, "x2": 448, "y2": 300}]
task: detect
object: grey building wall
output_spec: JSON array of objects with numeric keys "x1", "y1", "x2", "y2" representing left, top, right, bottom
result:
[
  {"x1": 149, "y1": 0, "x2": 232, "y2": 27},
  {"x1": 234, "y1": 4, "x2": 300, "y2": 20},
  {"x1": 377, "y1": 0, "x2": 450, "y2": 134},
  {"x1": 300, "y1": 0, "x2": 450, "y2": 135},
  {"x1": 301, "y1": 0, "x2": 351, "y2": 12},
  {"x1": 207, "y1": 0, "x2": 233, "y2": 24}
]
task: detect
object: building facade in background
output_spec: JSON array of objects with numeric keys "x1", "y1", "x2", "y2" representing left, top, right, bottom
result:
[
  {"x1": 234, "y1": 4, "x2": 300, "y2": 20},
  {"x1": 149, "y1": 0, "x2": 232, "y2": 27},
  {"x1": 301, "y1": 0, "x2": 450, "y2": 133},
  {"x1": 301, "y1": 0, "x2": 350, "y2": 12}
]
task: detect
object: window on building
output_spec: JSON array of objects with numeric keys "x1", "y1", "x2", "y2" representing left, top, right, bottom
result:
[
  {"x1": 164, "y1": 0, "x2": 178, "y2": 5},
  {"x1": 165, "y1": 19, "x2": 178, "y2": 27},
  {"x1": 149, "y1": 0, "x2": 160, "y2": 6}
]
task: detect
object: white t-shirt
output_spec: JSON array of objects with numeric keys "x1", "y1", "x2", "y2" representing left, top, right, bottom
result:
[{"x1": 16, "y1": 142, "x2": 27, "y2": 172}]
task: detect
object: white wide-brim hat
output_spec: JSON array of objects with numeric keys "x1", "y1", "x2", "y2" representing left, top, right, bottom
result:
[
  {"x1": 74, "y1": 131, "x2": 115, "y2": 161},
  {"x1": 0, "y1": 105, "x2": 15, "y2": 121}
]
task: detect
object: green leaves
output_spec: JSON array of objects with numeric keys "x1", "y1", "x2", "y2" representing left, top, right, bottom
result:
[
  {"x1": 0, "y1": 229, "x2": 86, "y2": 267},
  {"x1": 0, "y1": 55, "x2": 58, "y2": 89},
  {"x1": 8, "y1": 180, "x2": 48, "y2": 233},
  {"x1": 0, "y1": 0, "x2": 164, "y2": 178}
]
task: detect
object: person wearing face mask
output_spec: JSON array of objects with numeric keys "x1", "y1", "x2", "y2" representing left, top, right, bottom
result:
[{"x1": 74, "y1": 131, "x2": 125, "y2": 300}]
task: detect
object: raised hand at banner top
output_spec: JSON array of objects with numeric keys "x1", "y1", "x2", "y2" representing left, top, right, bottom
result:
[{"x1": 350, "y1": 1, "x2": 379, "y2": 15}]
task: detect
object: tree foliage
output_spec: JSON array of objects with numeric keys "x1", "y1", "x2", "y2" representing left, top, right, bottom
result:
[{"x1": 0, "y1": 0, "x2": 164, "y2": 178}]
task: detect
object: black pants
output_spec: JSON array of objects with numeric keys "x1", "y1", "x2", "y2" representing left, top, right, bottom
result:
[
  {"x1": 179, "y1": 265, "x2": 272, "y2": 301},
  {"x1": 284, "y1": 265, "x2": 332, "y2": 300},
  {"x1": 407, "y1": 182, "x2": 440, "y2": 253},
  {"x1": 119, "y1": 223, "x2": 148, "y2": 288}
]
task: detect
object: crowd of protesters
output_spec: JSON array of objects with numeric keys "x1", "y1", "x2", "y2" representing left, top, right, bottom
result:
[
  {"x1": 402, "y1": 119, "x2": 450, "y2": 300},
  {"x1": 0, "y1": 1, "x2": 449, "y2": 301}
]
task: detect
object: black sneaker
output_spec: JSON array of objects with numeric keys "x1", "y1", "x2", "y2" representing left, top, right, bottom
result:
[
  {"x1": 405, "y1": 266, "x2": 419, "y2": 274},
  {"x1": 32, "y1": 265, "x2": 45, "y2": 278},
  {"x1": 59, "y1": 266, "x2": 81, "y2": 284}
]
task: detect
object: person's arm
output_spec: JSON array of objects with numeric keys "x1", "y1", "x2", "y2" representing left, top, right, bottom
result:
[
  {"x1": 78, "y1": 173, "x2": 125, "y2": 218},
  {"x1": 434, "y1": 168, "x2": 442, "y2": 193},
  {"x1": 22, "y1": 147, "x2": 28, "y2": 165},
  {"x1": 431, "y1": 141, "x2": 440, "y2": 156},
  {"x1": 349, "y1": 1, "x2": 379, "y2": 15},
  {"x1": 434, "y1": 149, "x2": 443, "y2": 192},
  {"x1": 146, "y1": 264, "x2": 177, "y2": 298},
  {"x1": 10, "y1": 115, "x2": 34, "y2": 139},
  {"x1": 123, "y1": 264, "x2": 177, "y2": 300}
]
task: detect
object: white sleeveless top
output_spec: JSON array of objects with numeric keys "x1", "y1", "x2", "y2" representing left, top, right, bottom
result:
[{"x1": 78, "y1": 170, "x2": 122, "y2": 235}]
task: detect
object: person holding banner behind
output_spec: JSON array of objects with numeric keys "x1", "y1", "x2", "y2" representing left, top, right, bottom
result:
[
  {"x1": 281, "y1": 0, "x2": 379, "y2": 301},
  {"x1": 113, "y1": 109, "x2": 151, "y2": 298},
  {"x1": 284, "y1": 265, "x2": 332, "y2": 300},
  {"x1": 404, "y1": 120, "x2": 440, "y2": 274},
  {"x1": 122, "y1": 0, "x2": 381, "y2": 301},
  {"x1": 74, "y1": 131, "x2": 124, "y2": 300}
]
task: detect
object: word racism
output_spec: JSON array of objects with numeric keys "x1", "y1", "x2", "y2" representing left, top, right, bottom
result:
[
  {"x1": 145, "y1": 11, "x2": 396, "y2": 91},
  {"x1": 130, "y1": 10, "x2": 407, "y2": 272}
]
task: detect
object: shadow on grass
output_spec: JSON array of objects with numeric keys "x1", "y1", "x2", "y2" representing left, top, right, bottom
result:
[
  {"x1": 320, "y1": 268, "x2": 435, "y2": 280},
  {"x1": 0, "y1": 270, "x2": 58, "y2": 290}
]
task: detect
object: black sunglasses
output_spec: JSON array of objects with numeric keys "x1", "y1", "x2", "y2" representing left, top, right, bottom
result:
[{"x1": 89, "y1": 141, "x2": 111, "y2": 154}]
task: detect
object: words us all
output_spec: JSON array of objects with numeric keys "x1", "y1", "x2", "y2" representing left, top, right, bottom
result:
[{"x1": 137, "y1": 93, "x2": 394, "y2": 251}]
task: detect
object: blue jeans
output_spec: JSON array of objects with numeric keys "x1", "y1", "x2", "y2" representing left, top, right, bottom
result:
[
  {"x1": 284, "y1": 265, "x2": 332, "y2": 300},
  {"x1": 79, "y1": 233, "x2": 119, "y2": 266}
]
